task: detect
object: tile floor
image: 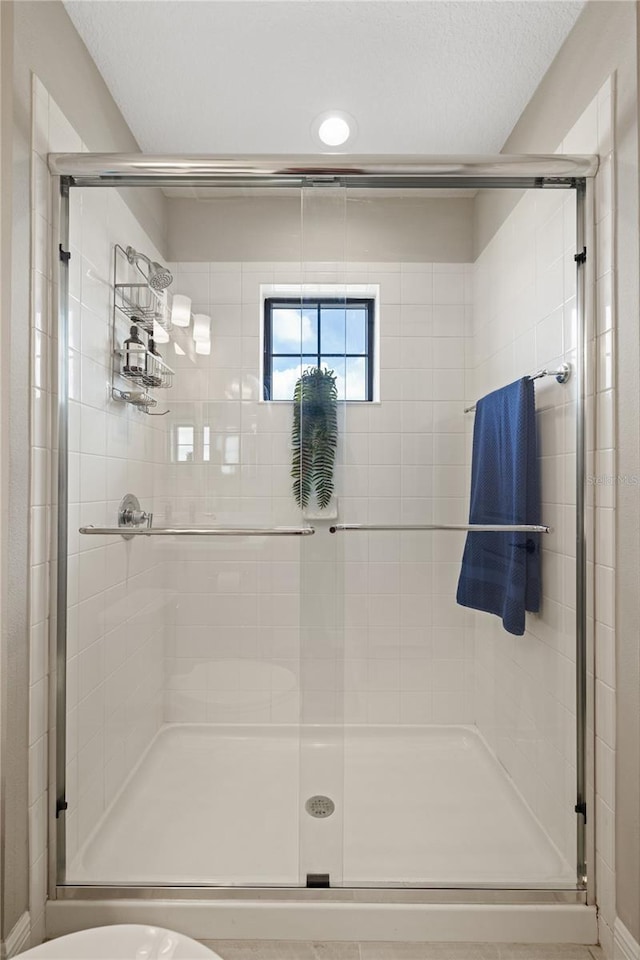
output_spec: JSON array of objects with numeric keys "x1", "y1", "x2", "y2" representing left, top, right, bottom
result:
[{"x1": 203, "y1": 943, "x2": 604, "y2": 960}]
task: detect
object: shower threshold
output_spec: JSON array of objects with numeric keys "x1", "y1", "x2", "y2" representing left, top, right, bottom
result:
[
  {"x1": 65, "y1": 723, "x2": 575, "y2": 889},
  {"x1": 54, "y1": 723, "x2": 595, "y2": 942}
]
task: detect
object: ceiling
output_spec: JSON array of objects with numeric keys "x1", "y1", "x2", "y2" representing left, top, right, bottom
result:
[{"x1": 64, "y1": 0, "x2": 585, "y2": 157}]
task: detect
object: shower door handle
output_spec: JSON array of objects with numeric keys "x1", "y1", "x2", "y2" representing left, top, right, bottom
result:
[
  {"x1": 329, "y1": 523, "x2": 551, "y2": 533},
  {"x1": 79, "y1": 525, "x2": 316, "y2": 537}
]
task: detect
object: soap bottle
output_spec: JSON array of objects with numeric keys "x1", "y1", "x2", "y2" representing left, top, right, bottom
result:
[
  {"x1": 123, "y1": 323, "x2": 146, "y2": 376},
  {"x1": 144, "y1": 336, "x2": 162, "y2": 387}
]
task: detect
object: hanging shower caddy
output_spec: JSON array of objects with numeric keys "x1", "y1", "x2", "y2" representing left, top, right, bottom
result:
[{"x1": 111, "y1": 243, "x2": 174, "y2": 413}]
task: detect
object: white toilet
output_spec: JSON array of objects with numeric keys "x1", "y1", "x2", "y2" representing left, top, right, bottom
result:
[{"x1": 13, "y1": 924, "x2": 222, "y2": 959}]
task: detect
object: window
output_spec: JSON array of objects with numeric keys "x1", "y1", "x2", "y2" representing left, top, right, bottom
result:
[
  {"x1": 263, "y1": 298, "x2": 375, "y2": 401},
  {"x1": 175, "y1": 425, "x2": 195, "y2": 462},
  {"x1": 173, "y1": 424, "x2": 215, "y2": 464}
]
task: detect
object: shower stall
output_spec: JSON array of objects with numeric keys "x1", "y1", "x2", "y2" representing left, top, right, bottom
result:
[{"x1": 47, "y1": 152, "x2": 596, "y2": 939}]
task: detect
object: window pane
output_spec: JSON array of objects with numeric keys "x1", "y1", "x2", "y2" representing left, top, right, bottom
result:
[
  {"x1": 320, "y1": 357, "x2": 345, "y2": 401},
  {"x1": 224, "y1": 435, "x2": 240, "y2": 465},
  {"x1": 346, "y1": 309, "x2": 367, "y2": 354},
  {"x1": 272, "y1": 355, "x2": 317, "y2": 400},
  {"x1": 272, "y1": 307, "x2": 317, "y2": 353},
  {"x1": 320, "y1": 307, "x2": 346, "y2": 353},
  {"x1": 345, "y1": 356, "x2": 367, "y2": 400},
  {"x1": 265, "y1": 298, "x2": 373, "y2": 401},
  {"x1": 177, "y1": 426, "x2": 194, "y2": 445}
]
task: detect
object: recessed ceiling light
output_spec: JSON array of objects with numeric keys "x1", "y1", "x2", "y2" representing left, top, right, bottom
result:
[
  {"x1": 319, "y1": 116, "x2": 350, "y2": 146},
  {"x1": 312, "y1": 111, "x2": 357, "y2": 149}
]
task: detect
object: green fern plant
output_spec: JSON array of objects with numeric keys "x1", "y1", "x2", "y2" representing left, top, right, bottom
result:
[{"x1": 291, "y1": 367, "x2": 338, "y2": 509}]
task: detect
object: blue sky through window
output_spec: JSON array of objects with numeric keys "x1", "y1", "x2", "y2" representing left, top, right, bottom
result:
[{"x1": 265, "y1": 299, "x2": 373, "y2": 401}]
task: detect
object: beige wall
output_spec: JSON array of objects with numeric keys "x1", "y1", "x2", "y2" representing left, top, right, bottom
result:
[
  {"x1": 1, "y1": 0, "x2": 26, "y2": 944},
  {"x1": 3, "y1": 0, "x2": 639, "y2": 946},
  {"x1": 13, "y1": 1, "x2": 167, "y2": 253},
  {"x1": 2, "y1": 0, "x2": 31, "y2": 941},
  {"x1": 3, "y1": 0, "x2": 167, "y2": 943},
  {"x1": 0, "y1": 0, "x2": 4, "y2": 930},
  {"x1": 616, "y1": 7, "x2": 640, "y2": 943},
  {"x1": 476, "y1": 1, "x2": 640, "y2": 946},
  {"x1": 475, "y1": 3, "x2": 638, "y2": 256},
  {"x1": 167, "y1": 194, "x2": 474, "y2": 263}
]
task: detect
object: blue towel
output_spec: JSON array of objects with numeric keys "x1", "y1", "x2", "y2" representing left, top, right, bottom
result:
[{"x1": 456, "y1": 377, "x2": 541, "y2": 636}]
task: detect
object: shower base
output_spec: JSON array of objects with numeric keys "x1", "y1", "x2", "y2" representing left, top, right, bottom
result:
[{"x1": 66, "y1": 723, "x2": 575, "y2": 888}]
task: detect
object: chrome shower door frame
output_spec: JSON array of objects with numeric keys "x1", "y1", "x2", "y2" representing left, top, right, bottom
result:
[{"x1": 49, "y1": 155, "x2": 596, "y2": 906}]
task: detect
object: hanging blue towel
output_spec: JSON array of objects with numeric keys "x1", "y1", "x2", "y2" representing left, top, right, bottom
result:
[{"x1": 456, "y1": 377, "x2": 541, "y2": 636}]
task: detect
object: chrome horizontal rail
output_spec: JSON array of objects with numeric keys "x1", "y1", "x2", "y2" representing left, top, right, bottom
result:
[
  {"x1": 329, "y1": 523, "x2": 551, "y2": 534},
  {"x1": 79, "y1": 525, "x2": 315, "y2": 537},
  {"x1": 48, "y1": 153, "x2": 599, "y2": 188},
  {"x1": 464, "y1": 363, "x2": 571, "y2": 413}
]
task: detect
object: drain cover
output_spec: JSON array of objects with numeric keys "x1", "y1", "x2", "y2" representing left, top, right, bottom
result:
[{"x1": 305, "y1": 795, "x2": 335, "y2": 818}]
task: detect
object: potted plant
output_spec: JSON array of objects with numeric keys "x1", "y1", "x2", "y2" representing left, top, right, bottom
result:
[{"x1": 291, "y1": 366, "x2": 338, "y2": 510}]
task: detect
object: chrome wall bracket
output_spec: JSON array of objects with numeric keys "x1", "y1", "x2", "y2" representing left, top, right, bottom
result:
[
  {"x1": 117, "y1": 493, "x2": 153, "y2": 539},
  {"x1": 464, "y1": 363, "x2": 571, "y2": 413},
  {"x1": 554, "y1": 362, "x2": 572, "y2": 384}
]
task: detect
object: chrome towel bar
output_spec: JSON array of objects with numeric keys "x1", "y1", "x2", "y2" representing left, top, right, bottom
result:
[
  {"x1": 464, "y1": 363, "x2": 571, "y2": 413},
  {"x1": 79, "y1": 526, "x2": 316, "y2": 537},
  {"x1": 329, "y1": 523, "x2": 551, "y2": 534}
]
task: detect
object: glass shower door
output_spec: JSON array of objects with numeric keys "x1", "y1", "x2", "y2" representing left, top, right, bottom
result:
[
  {"x1": 296, "y1": 186, "x2": 348, "y2": 888},
  {"x1": 60, "y1": 174, "x2": 582, "y2": 893},
  {"x1": 332, "y1": 183, "x2": 580, "y2": 889},
  {"x1": 63, "y1": 183, "x2": 309, "y2": 886}
]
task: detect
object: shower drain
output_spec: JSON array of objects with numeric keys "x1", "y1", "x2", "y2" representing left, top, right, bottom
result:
[{"x1": 305, "y1": 795, "x2": 335, "y2": 818}]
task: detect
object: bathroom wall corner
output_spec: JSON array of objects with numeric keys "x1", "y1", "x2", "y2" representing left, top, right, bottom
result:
[
  {"x1": 614, "y1": 918, "x2": 640, "y2": 960},
  {"x1": 2, "y1": 0, "x2": 31, "y2": 944},
  {"x1": 3, "y1": 911, "x2": 31, "y2": 959}
]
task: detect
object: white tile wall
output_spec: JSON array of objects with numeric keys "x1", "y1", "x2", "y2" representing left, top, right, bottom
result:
[
  {"x1": 589, "y1": 80, "x2": 616, "y2": 960},
  {"x1": 471, "y1": 79, "x2": 615, "y2": 951},
  {"x1": 29, "y1": 76, "x2": 66, "y2": 944},
  {"x1": 472, "y1": 182, "x2": 580, "y2": 870},
  {"x1": 162, "y1": 260, "x2": 474, "y2": 726},
  {"x1": 29, "y1": 78, "x2": 167, "y2": 924},
  {"x1": 65, "y1": 208, "x2": 168, "y2": 866}
]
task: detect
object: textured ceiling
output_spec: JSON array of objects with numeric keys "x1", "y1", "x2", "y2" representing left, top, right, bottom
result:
[{"x1": 64, "y1": 0, "x2": 585, "y2": 155}]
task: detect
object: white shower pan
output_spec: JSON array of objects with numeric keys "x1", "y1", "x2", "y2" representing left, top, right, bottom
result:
[
  {"x1": 66, "y1": 723, "x2": 574, "y2": 888},
  {"x1": 51, "y1": 724, "x2": 596, "y2": 944}
]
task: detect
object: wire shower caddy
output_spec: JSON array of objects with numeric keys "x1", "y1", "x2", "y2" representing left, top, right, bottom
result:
[{"x1": 111, "y1": 243, "x2": 175, "y2": 412}]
